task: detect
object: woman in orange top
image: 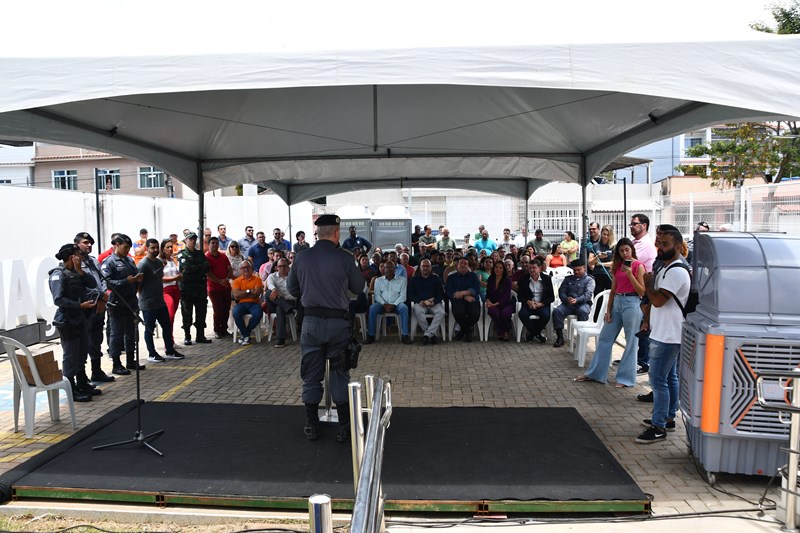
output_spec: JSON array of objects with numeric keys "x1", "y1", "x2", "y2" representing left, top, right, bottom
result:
[
  {"x1": 231, "y1": 260, "x2": 264, "y2": 345},
  {"x1": 546, "y1": 243, "x2": 568, "y2": 270}
]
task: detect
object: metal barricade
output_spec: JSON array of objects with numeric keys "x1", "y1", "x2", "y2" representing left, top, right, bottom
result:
[
  {"x1": 350, "y1": 376, "x2": 392, "y2": 533},
  {"x1": 306, "y1": 374, "x2": 392, "y2": 533},
  {"x1": 756, "y1": 370, "x2": 800, "y2": 531}
]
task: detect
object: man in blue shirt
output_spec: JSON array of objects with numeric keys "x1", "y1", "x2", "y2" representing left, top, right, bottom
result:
[
  {"x1": 552, "y1": 259, "x2": 595, "y2": 347},
  {"x1": 342, "y1": 226, "x2": 372, "y2": 255},
  {"x1": 445, "y1": 258, "x2": 481, "y2": 342},
  {"x1": 247, "y1": 231, "x2": 270, "y2": 272},
  {"x1": 474, "y1": 229, "x2": 498, "y2": 254}
]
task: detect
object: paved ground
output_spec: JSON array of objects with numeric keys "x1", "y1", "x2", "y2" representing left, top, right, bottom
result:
[{"x1": 0, "y1": 314, "x2": 788, "y2": 531}]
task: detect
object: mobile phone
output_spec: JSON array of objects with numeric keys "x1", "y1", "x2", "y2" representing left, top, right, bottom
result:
[{"x1": 623, "y1": 259, "x2": 632, "y2": 267}]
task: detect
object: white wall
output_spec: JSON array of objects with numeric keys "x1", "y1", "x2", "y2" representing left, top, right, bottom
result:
[{"x1": 0, "y1": 185, "x2": 315, "y2": 261}]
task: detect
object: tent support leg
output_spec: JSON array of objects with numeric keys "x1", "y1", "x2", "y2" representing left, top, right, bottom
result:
[
  {"x1": 580, "y1": 156, "x2": 589, "y2": 263},
  {"x1": 197, "y1": 162, "x2": 205, "y2": 239}
]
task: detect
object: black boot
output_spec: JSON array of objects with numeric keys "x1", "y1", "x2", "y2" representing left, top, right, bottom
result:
[
  {"x1": 70, "y1": 377, "x2": 92, "y2": 402},
  {"x1": 126, "y1": 354, "x2": 146, "y2": 371},
  {"x1": 77, "y1": 372, "x2": 102, "y2": 396},
  {"x1": 336, "y1": 403, "x2": 351, "y2": 443},
  {"x1": 304, "y1": 403, "x2": 320, "y2": 441},
  {"x1": 111, "y1": 356, "x2": 131, "y2": 376},
  {"x1": 90, "y1": 359, "x2": 115, "y2": 383},
  {"x1": 553, "y1": 329, "x2": 565, "y2": 348}
]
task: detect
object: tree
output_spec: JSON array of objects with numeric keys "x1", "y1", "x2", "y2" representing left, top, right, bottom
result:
[
  {"x1": 680, "y1": 123, "x2": 787, "y2": 187},
  {"x1": 751, "y1": 0, "x2": 800, "y2": 34}
]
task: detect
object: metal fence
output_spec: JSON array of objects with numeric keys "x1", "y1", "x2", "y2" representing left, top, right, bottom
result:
[{"x1": 316, "y1": 181, "x2": 800, "y2": 243}]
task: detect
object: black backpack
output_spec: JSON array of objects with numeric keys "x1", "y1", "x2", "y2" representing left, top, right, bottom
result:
[{"x1": 660, "y1": 262, "x2": 698, "y2": 318}]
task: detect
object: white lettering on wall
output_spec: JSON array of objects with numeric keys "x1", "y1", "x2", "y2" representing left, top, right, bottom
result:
[{"x1": 1, "y1": 258, "x2": 58, "y2": 332}]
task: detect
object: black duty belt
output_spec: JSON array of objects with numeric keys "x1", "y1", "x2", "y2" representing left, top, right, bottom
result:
[{"x1": 305, "y1": 307, "x2": 349, "y2": 319}]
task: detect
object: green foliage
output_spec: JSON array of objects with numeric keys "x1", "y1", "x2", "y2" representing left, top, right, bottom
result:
[
  {"x1": 680, "y1": 123, "x2": 778, "y2": 188},
  {"x1": 751, "y1": 0, "x2": 800, "y2": 33},
  {"x1": 679, "y1": 122, "x2": 800, "y2": 187}
]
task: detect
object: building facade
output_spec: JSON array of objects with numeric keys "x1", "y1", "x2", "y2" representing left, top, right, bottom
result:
[{"x1": 31, "y1": 144, "x2": 186, "y2": 198}]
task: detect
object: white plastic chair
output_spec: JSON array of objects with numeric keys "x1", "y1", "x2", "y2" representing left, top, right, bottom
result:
[
  {"x1": 233, "y1": 314, "x2": 263, "y2": 343},
  {"x1": 447, "y1": 299, "x2": 484, "y2": 341},
  {"x1": 410, "y1": 302, "x2": 447, "y2": 341},
  {"x1": 550, "y1": 266, "x2": 573, "y2": 278},
  {"x1": 267, "y1": 309, "x2": 298, "y2": 342},
  {"x1": 1, "y1": 336, "x2": 77, "y2": 439},
  {"x1": 484, "y1": 291, "x2": 519, "y2": 341},
  {"x1": 570, "y1": 290, "x2": 611, "y2": 367}
]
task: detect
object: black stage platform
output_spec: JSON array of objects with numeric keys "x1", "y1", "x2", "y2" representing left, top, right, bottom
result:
[{"x1": 1, "y1": 402, "x2": 649, "y2": 514}]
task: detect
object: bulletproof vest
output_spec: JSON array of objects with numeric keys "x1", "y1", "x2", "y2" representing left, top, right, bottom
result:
[{"x1": 50, "y1": 266, "x2": 89, "y2": 326}]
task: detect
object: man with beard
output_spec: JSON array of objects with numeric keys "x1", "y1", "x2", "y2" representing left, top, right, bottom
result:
[{"x1": 635, "y1": 229, "x2": 690, "y2": 444}]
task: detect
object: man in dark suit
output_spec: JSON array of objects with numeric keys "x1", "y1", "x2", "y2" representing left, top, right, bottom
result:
[{"x1": 517, "y1": 257, "x2": 555, "y2": 343}]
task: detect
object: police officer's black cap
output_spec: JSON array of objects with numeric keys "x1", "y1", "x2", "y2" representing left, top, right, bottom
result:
[
  {"x1": 112, "y1": 234, "x2": 133, "y2": 246},
  {"x1": 74, "y1": 232, "x2": 94, "y2": 245},
  {"x1": 570, "y1": 258, "x2": 586, "y2": 268},
  {"x1": 55, "y1": 243, "x2": 78, "y2": 261},
  {"x1": 697, "y1": 221, "x2": 710, "y2": 230},
  {"x1": 315, "y1": 214, "x2": 340, "y2": 227},
  {"x1": 185, "y1": 232, "x2": 198, "y2": 240}
]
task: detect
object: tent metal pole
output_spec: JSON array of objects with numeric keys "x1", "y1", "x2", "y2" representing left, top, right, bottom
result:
[
  {"x1": 197, "y1": 162, "x2": 205, "y2": 238},
  {"x1": 580, "y1": 156, "x2": 588, "y2": 263},
  {"x1": 288, "y1": 203, "x2": 293, "y2": 251}
]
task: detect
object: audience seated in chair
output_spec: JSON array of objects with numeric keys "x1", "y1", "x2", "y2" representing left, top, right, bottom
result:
[
  {"x1": 364, "y1": 260, "x2": 411, "y2": 345},
  {"x1": 517, "y1": 258, "x2": 555, "y2": 343},
  {"x1": 551, "y1": 259, "x2": 595, "y2": 348}
]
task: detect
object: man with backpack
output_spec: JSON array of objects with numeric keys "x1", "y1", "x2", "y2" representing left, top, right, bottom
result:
[{"x1": 635, "y1": 228, "x2": 691, "y2": 444}]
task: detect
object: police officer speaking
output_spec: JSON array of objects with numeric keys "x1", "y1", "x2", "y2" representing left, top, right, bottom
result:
[{"x1": 288, "y1": 215, "x2": 365, "y2": 442}]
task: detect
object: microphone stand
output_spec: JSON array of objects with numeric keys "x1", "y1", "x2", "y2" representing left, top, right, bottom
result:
[
  {"x1": 92, "y1": 263, "x2": 164, "y2": 457},
  {"x1": 584, "y1": 234, "x2": 612, "y2": 282}
]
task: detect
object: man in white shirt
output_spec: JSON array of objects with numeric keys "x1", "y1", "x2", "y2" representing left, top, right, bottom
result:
[
  {"x1": 635, "y1": 229, "x2": 691, "y2": 444},
  {"x1": 498, "y1": 228, "x2": 514, "y2": 255},
  {"x1": 266, "y1": 258, "x2": 297, "y2": 348},
  {"x1": 364, "y1": 260, "x2": 412, "y2": 345}
]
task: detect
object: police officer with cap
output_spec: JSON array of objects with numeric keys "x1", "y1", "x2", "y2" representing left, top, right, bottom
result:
[
  {"x1": 288, "y1": 214, "x2": 365, "y2": 442},
  {"x1": 49, "y1": 243, "x2": 98, "y2": 402},
  {"x1": 177, "y1": 231, "x2": 212, "y2": 345},
  {"x1": 74, "y1": 232, "x2": 115, "y2": 383},
  {"x1": 101, "y1": 234, "x2": 146, "y2": 374}
]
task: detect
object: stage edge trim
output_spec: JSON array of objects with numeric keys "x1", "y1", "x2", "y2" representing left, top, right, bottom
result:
[{"x1": 11, "y1": 488, "x2": 650, "y2": 514}]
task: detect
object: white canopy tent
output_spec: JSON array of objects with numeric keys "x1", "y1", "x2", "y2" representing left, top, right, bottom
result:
[{"x1": 1, "y1": 3, "x2": 798, "y2": 228}]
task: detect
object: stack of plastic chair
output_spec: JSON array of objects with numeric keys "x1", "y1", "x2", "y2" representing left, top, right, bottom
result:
[
  {"x1": 1, "y1": 335, "x2": 77, "y2": 439},
  {"x1": 569, "y1": 290, "x2": 611, "y2": 367}
]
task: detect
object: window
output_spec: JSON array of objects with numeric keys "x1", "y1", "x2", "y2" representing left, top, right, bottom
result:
[
  {"x1": 0, "y1": 179, "x2": 11, "y2": 184},
  {"x1": 96, "y1": 168, "x2": 121, "y2": 190},
  {"x1": 684, "y1": 137, "x2": 704, "y2": 149},
  {"x1": 138, "y1": 166, "x2": 166, "y2": 189},
  {"x1": 52, "y1": 170, "x2": 78, "y2": 190}
]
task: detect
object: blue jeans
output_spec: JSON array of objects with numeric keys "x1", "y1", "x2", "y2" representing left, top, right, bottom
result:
[
  {"x1": 583, "y1": 295, "x2": 642, "y2": 386},
  {"x1": 368, "y1": 302, "x2": 409, "y2": 336},
  {"x1": 142, "y1": 305, "x2": 175, "y2": 356},
  {"x1": 233, "y1": 302, "x2": 263, "y2": 338},
  {"x1": 648, "y1": 339, "x2": 680, "y2": 428}
]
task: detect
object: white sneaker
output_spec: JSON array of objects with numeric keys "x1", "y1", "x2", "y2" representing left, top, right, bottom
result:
[{"x1": 241, "y1": 336, "x2": 251, "y2": 346}]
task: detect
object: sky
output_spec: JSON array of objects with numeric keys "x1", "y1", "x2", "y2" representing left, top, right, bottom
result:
[{"x1": 0, "y1": 0, "x2": 781, "y2": 56}]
